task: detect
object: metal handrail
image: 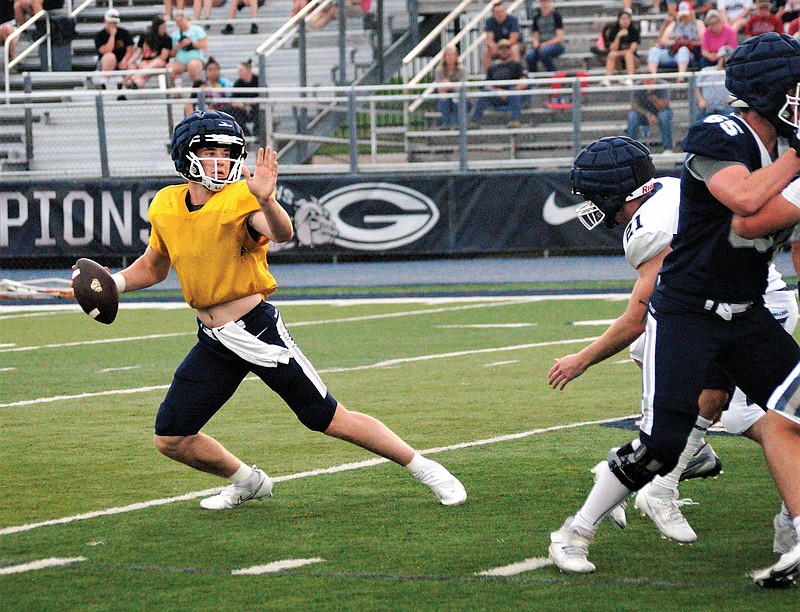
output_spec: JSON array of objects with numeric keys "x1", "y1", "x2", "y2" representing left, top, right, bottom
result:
[
  {"x1": 407, "y1": 0, "x2": 526, "y2": 112},
  {"x1": 256, "y1": 0, "x2": 333, "y2": 59},
  {"x1": 402, "y1": 0, "x2": 475, "y2": 68},
  {"x1": 69, "y1": 0, "x2": 96, "y2": 18},
  {"x1": 4, "y1": 11, "x2": 51, "y2": 104}
]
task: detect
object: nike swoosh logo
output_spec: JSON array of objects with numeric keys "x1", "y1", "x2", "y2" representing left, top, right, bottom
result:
[{"x1": 542, "y1": 191, "x2": 581, "y2": 226}]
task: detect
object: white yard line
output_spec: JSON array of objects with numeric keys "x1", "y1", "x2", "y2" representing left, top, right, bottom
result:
[
  {"x1": 483, "y1": 360, "x2": 520, "y2": 367},
  {"x1": 0, "y1": 337, "x2": 599, "y2": 408},
  {"x1": 0, "y1": 557, "x2": 86, "y2": 575},
  {"x1": 97, "y1": 366, "x2": 141, "y2": 374},
  {"x1": 477, "y1": 557, "x2": 553, "y2": 576},
  {"x1": 0, "y1": 413, "x2": 637, "y2": 537},
  {"x1": 231, "y1": 558, "x2": 325, "y2": 575}
]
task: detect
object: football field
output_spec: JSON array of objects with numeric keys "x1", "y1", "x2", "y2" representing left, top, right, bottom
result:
[{"x1": 1, "y1": 292, "x2": 798, "y2": 609}]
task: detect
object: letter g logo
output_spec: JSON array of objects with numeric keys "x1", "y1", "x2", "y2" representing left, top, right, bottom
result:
[{"x1": 320, "y1": 183, "x2": 440, "y2": 250}]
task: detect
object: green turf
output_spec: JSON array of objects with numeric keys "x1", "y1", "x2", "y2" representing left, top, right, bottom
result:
[{"x1": 1, "y1": 293, "x2": 798, "y2": 609}]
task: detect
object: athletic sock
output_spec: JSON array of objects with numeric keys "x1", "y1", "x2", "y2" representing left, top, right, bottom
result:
[
  {"x1": 570, "y1": 461, "x2": 633, "y2": 537},
  {"x1": 230, "y1": 462, "x2": 254, "y2": 484},
  {"x1": 650, "y1": 415, "x2": 712, "y2": 499},
  {"x1": 793, "y1": 516, "x2": 800, "y2": 545},
  {"x1": 405, "y1": 452, "x2": 426, "y2": 474}
]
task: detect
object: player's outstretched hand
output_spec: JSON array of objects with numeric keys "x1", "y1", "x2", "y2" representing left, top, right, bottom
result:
[
  {"x1": 243, "y1": 146, "x2": 278, "y2": 202},
  {"x1": 548, "y1": 354, "x2": 587, "y2": 390}
]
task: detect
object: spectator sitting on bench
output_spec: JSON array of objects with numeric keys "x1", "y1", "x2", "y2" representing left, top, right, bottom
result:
[
  {"x1": 626, "y1": 75, "x2": 673, "y2": 154},
  {"x1": 124, "y1": 15, "x2": 173, "y2": 90},
  {"x1": 699, "y1": 9, "x2": 737, "y2": 67},
  {"x1": 220, "y1": 58, "x2": 261, "y2": 135},
  {"x1": 600, "y1": 9, "x2": 640, "y2": 86},
  {"x1": 745, "y1": 0, "x2": 784, "y2": 36},
  {"x1": 482, "y1": 1, "x2": 522, "y2": 73},
  {"x1": 647, "y1": 2, "x2": 704, "y2": 80},
  {"x1": 526, "y1": 0, "x2": 565, "y2": 73},
  {"x1": 435, "y1": 44, "x2": 467, "y2": 129},
  {"x1": 168, "y1": 12, "x2": 207, "y2": 89},
  {"x1": 471, "y1": 39, "x2": 527, "y2": 129},
  {"x1": 93, "y1": 9, "x2": 134, "y2": 90}
]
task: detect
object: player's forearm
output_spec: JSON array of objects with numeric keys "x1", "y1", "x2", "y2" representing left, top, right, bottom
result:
[
  {"x1": 581, "y1": 315, "x2": 644, "y2": 368},
  {"x1": 257, "y1": 195, "x2": 294, "y2": 243},
  {"x1": 118, "y1": 248, "x2": 171, "y2": 292}
]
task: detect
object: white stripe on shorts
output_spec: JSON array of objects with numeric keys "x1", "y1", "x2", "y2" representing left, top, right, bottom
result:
[
  {"x1": 275, "y1": 312, "x2": 329, "y2": 399},
  {"x1": 639, "y1": 311, "x2": 658, "y2": 436}
]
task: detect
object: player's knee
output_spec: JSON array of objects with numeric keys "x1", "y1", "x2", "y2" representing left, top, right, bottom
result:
[
  {"x1": 608, "y1": 439, "x2": 670, "y2": 491},
  {"x1": 154, "y1": 434, "x2": 189, "y2": 459},
  {"x1": 698, "y1": 388, "x2": 730, "y2": 422}
]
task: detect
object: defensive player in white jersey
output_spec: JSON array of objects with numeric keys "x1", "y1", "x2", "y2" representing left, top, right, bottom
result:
[{"x1": 547, "y1": 136, "x2": 798, "y2": 571}]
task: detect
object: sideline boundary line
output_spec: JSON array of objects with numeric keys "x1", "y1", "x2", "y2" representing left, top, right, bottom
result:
[{"x1": 0, "y1": 414, "x2": 637, "y2": 537}]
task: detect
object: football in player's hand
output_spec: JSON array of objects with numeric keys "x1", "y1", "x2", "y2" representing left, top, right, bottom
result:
[{"x1": 72, "y1": 258, "x2": 119, "y2": 324}]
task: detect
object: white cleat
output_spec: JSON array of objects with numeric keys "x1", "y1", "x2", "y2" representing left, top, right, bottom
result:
[
  {"x1": 752, "y1": 541, "x2": 800, "y2": 588},
  {"x1": 634, "y1": 485, "x2": 697, "y2": 544},
  {"x1": 773, "y1": 511, "x2": 799, "y2": 556},
  {"x1": 549, "y1": 517, "x2": 596, "y2": 574},
  {"x1": 590, "y1": 461, "x2": 627, "y2": 529},
  {"x1": 413, "y1": 459, "x2": 467, "y2": 506},
  {"x1": 200, "y1": 466, "x2": 273, "y2": 510}
]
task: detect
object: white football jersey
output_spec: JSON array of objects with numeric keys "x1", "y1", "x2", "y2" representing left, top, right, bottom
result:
[{"x1": 622, "y1": 176, "x2": 680, "y2": 270}]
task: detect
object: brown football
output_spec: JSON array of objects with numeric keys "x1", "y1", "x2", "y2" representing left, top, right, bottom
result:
[{"x1": 72, "y1": 258, "x2": 119, "y2": 324}]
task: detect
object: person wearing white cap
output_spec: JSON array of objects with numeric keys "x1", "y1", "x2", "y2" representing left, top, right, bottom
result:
[
  {"x1": 647, "y1": 2, "x2": 705, "y2": 78},
  {"x1": 717, "y1": 0, "x2": 753, "y2": 32},
  {"x1": 93, "y1": 8, "x2": 135, "y2": 89}
]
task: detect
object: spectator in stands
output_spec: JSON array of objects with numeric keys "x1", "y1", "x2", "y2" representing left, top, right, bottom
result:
[
  {"x1": 600, "y1": 9, "x2": 640, "y2": 86},
  {"x1": 471, "y1": 38, "x2": 528, "y2": 129},
  {"x1": 221, "y1": 58, "x2": 261, "y2": 135},
  {"x1": 526, "y1": 0, "x2": 565, "y2": 73},
  {"x1": 717, "y1": 0, "x2": 753, "y2": 32},
  {"x1": 434, "y1": 44, "x2": 467, "y2": 129},
  {"x1": 482, "y1": 1, "x2": 522, "y2": 73},
  {"x1": 700, "y1": 9, "x2": 737, "y2": 66},
  {"x1": 193, "y1": 0, "x2": 212, "y2": 21},
  {"x1": 647, "y1": 2, "x2": 704, "y2": 79},
  {"x1": 168, "y1": 11, "x2": 207, "y2": 89},
  {"x1": 222, "y1": 0, "x2": 260, "y2": 35},
  {"x1": 693, "y1": 44, "x2": 734, "y2": 120},
  {"x1": 745, "y1": 0, "x2": 784, "y2": 34},
  {"x1": 93, "y1": 9, "x2": 134, "y2": 89},
  {"x1": 186, "y1": 56, "x2": 233, "y2": 115},
  {"x1": 124, "y1": 16, "x2": 172, "y2": 90},
  {"x1": 1, "y1": 0, "x2": 16, "y2": 62},
  {"x1": 626, "y1": 76, "x2": 673, "y2": 153}
]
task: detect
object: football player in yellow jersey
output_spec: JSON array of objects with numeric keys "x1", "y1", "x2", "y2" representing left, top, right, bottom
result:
[{"x1": 108, "y1": 110, "x2": 467, "y2": 509}]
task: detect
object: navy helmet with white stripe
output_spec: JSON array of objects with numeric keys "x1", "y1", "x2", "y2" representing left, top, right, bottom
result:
[
  {"x1": 570, "y1": 136, "x2": 655, "y2": 230},
  {"x1": 171, "y1": 110, "x2": 247, "y2": 191}
]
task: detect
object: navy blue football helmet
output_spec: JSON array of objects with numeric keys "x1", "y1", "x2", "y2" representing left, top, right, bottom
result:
[
  {"x1": 570, "y1": 136, "x2": 655, "y2": 230},
  {"x1": 726, "y1": 33, "x2": 800, "y2": 138},
  {"x1": 171, "y1": 110, "x2": 246, "y2": 191}
]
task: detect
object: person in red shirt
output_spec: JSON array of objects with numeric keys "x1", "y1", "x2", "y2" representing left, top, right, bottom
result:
[{"x1": 746, "y1": 0, "x2": 785, "y2": 36}]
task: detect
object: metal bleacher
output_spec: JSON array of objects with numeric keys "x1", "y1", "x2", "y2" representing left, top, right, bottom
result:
[{"x1": 0, "y1": 0, "x2": 700, "y2": 175}]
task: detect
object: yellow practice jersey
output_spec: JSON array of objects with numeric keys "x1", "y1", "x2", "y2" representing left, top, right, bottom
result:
[{"x1": 148, "y1": 181, "x2": 278, "y2": 309}]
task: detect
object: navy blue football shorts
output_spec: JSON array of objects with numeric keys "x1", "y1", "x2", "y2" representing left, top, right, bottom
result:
[
  {"x1": 640, "y1": 285, "x2": 800, "y2": 466},
  {"x1": 155, "y1": 301, "x2": 338, "y2": 436}
]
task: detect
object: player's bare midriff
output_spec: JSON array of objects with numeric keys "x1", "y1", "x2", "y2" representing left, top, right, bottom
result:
[{"x1": 196, "y1": 293, "x2": 263, "y2": 328}]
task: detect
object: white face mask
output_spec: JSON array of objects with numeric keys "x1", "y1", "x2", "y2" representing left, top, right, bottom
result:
[
  {"x1": 187, "y1": 150, "x2": 245, "y2": 192},
  {"x1": 779, "y1": 83, "x2": 800, "y2": 131}
]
